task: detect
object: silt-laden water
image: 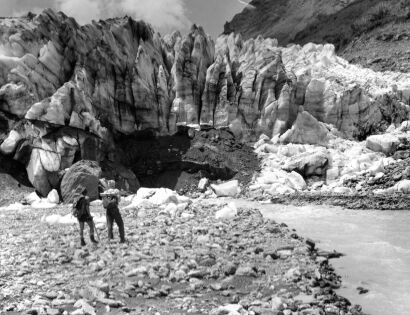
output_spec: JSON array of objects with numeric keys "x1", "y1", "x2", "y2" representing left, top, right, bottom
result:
[{"x1": 258, "y1": 204, "x2": 410, "y2": 315}]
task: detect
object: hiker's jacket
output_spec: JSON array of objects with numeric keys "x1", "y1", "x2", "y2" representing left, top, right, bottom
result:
[{"x1": 76, "y1": 196, "x2": 92, "y2": 222}]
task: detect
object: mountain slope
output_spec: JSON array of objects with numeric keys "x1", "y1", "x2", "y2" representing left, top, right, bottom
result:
[{"x1": 225, "y1": 0, "x2": 410, "y2": 72}]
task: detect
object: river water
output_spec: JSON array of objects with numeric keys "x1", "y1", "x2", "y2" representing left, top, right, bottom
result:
[{"x1": 253, "y1": 203, "x2": 410, "y2": 315}]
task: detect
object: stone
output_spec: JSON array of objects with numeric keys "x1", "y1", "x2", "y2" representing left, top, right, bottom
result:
[
  {"x1": 73, "y1": 299, "x2": 95, "y2": 315},
  {"x1": 79, "y1": 286, "x2": 107, "y2": 301},
  {"x1": 198, "y1": 178, "x2": 210, "y2": 192},
  {"x1": 51, "y1": 299, "x2": 75, "y2": 306},
  {"x1": 366, "y1": 134, "x2": 400, "y2": 156},
  {"x1": 282, "y1": 150, "x2": 329, "y2": 177},
  {"x1": 0, "y1": 130, "x2": 22, "y2": 154},
  {"x1": 215, "y1": 203, "x2": 238, "y2": 220},
  {"x1": 47, "y1": 189, "x2": 60, "y2": 204},
  {"x1": 24, "y1": 192, "x2": 41, "y2": 205},
  {"x1": 271, "y1": 296, "x2": 283, "y2": 311},
  {"x1": 279, "y1": 111, "x2": 329, "y2": 146},
  {"x1": 126, "y1": 266, "x2": 148, "y2": 277},
  {"x1": 287, "y1": 171, "x2": 307, "y2": 191},
  {"x1": 285, "y1": 267, "x2": 301, "y2": 281},
  {"x1": 46, "y1": 308, "x2": 61, "y2": 315},
  {"x1": 235, "y1": 266, "x2": 257, "y2": 277},
  {"x1": 211, "y1": 180, "x2": 240, "y2": 197},
  {"x1": 60, "y1": 160, "x2": 102, "y2": 203},
  {"x1": 211, "y1": 304, "x2": 244, "y2": 315},
  {"x1": 395, "y1": 179, "x2": 410, "y2": 194},
  {"x1": 223, "y1": 262, "x2": 237, "y2": 276}
]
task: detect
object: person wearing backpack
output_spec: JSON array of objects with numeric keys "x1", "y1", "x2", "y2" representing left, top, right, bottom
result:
[{"x1": 73, "y1": 188, "x2": 98, "y2": 246}]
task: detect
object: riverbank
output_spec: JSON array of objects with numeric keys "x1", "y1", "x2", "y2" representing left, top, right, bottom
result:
[
  {"x1": 257, "y1": 202, "x2": 410, "y2": 315},
  {"x1": 267, "y1": 192, "x2": 410, "y2": 210},
  {"x1": 0, "y1": 199, "x2": 365, "y2": 315}
]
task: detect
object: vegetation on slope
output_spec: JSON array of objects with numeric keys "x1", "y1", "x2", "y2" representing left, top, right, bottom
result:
[{"x1": 225, "y1": 0, "x2": 410, "y2": 72}]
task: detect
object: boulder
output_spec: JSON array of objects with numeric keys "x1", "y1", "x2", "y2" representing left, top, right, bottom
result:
[
  {"x1": 24, "y1": 192, "x2": 41, "y2": 205},
  {"x1": 0, "y1": 130, "x2": 22, "y2": 154},
  {"x1": 280, "y1": 111, "x2": 329, "y2": 146},
  {"x1": 124, "y1": 188, "x2": 190, "y2": 209},
  {"x1": 282, "y1": 150, "x2": 329, "y2": 177},
  {"x1": 368, "y1": 159, "x2": 385, "y2": 175},
  {"x1": 287, "y1": 171, "x2": 307, "y2": 191},
  {"x1": 395, "y1": 180, "x2": 410, "y2": 194},
  {"x1": 148, "y1": 188, "x2": 179, "y2": 205},
  {"x1": 211, "y1": 180, "x2": 241, "y2": 197},
  {"x1": 47, "y1": 189, "x2": 60, "y2": 204},
  {"x1": 60, "y1": 160, "x2": 102, "y2": 203},
  {"x1": 215, "y1": 203, "x2": 238, "y2": 220},
  {"x1": 366, "y1": 134, "x2": 400, "y2": 156},
  {"x1": 198, "y1": 178, "x2": 210, "y2": 192}
]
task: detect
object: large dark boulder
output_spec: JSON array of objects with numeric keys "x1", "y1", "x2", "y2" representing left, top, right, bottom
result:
[{"x1": 60, "y1": 160, "x2": 102, "y2": 203}]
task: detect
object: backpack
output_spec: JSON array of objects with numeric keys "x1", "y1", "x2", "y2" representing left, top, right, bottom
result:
[{"x1": 72, "y1": 196, "x2": 87, "y2": 218}]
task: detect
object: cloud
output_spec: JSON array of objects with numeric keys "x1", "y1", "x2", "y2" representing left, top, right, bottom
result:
[
  {"x1": 57, "y1": 0, "x2": 191, "y2": 31},
  {"x1": 58, "y1": 0, "x2": 99, "y2": 24},
  {"x1": 12, "y1": 6, "x2": 44, "y2": 17}
]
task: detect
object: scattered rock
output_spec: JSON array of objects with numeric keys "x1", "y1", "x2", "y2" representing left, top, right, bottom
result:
[
  {"x1": 366, "y1": 134, "x2": 400, "y2": 156},
  {"x1": 198, "y1": 178, "x2": 210, "y2": 192},
  {"x1": 215, "y1": 202, "x2": 238, "y2": 220},
  {"x1": 211, "y1": 180, "x2": 241, "y2": 197}
]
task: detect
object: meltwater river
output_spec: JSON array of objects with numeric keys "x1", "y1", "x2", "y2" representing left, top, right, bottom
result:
[{"x1": 257, "y1": 203, "x2": 410, "y2": 315}]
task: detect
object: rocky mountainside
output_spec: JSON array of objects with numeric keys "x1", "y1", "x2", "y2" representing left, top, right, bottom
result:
[
  {"x1": 225, "y1": 0, "x2": 410, "y2": 72},
  {"x1": 1, "y1": 9, "x2": 410, "y2": 199}
]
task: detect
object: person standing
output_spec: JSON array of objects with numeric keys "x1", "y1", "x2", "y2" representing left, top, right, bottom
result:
[
  {"x1": 73, "y1": 188, "x2": 98, "y2": 246},
  {"x1": 102, "y1": 189, "x2": 126, "y2": 243}
]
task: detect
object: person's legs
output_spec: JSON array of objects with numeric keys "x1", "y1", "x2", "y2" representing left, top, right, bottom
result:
[
  {"x1": 87, "y1": 220, "x2": 98, "y2": 243},
  {"x1": 106, "y1": 211, "x2": 114, "y2": 240},
  {"x1": 113, "y1": 209, "x2": 125, "y2": 243},
  {"x1": 79, "y1": 221, "x2": 86, "y2": 246}
]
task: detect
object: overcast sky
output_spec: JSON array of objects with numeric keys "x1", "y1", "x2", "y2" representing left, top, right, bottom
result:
[{"x1": 0, "y1": 0, "x2": 249, "y2": 38}]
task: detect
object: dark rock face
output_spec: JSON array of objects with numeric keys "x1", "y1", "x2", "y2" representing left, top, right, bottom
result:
[{"x1": 60, "y1": 160, "x2": 102, "y2": 203}]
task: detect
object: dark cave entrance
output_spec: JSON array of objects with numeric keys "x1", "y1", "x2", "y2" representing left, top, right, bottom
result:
[{"x1": 115, "y1": 127, "x2": 258, "y2": 193}]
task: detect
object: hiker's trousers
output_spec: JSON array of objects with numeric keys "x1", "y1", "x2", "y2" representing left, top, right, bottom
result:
[{"x1": 106, "y1": 206, "x2": 125, "y2": 242}]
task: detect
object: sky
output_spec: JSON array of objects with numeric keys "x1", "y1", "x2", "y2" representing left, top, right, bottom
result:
[{"x1": 0, "y1": 0, "x2": 249, "y2": 38}]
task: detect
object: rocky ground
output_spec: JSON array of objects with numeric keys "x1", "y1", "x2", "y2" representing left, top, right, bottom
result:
[
  {"x1": 267, "y1": 192, "x2": 410, "y2": 210},
  {"x1": 0, "y1": 200, "x2": 364, "y2": 315},
  {"x1": 344, "y1": 156, "x2": 410, "y2": 193},
  {"x1": 0, "y1": 173, "x2": 32, "y2": 207}
]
